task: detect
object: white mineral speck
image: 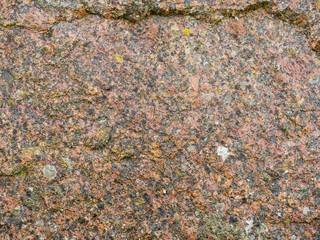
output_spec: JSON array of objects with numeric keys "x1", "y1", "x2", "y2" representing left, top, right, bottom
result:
[
  {"x1": 36, "y1": 220, "x2": 44, "y2": 227},
  {"x1": 217, "y1": 146, "x2": 229, "y2": 161},
  {"x1": 171, "y1": 22, "x2": 179, "y2": 31},
  {"x1": 303, "y1": 206, "x2": 310, "y2": 215},
  {"x1": 62, "y1": 157, "x2": 74, "y2": 170},
  {"x1": 245, "y1": 219, "x2": 254, "y2": 235},
  {"x1": 187, "y1": 145, "x2": 196, "y2": 152},
  {"x1": 43, "y1": 165, "x2": 57, "y2": 180},
  {"x1": 202, "y1": 92, "x2": 214, "y2": 101},
  {"x1": 309, "y1": 76, "x2": 319, "y2": 84},
  {"x1": 215, "y1": 202, "x2": 225, "y2": 212}
]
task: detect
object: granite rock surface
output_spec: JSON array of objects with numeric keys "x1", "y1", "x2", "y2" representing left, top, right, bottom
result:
[{"x1": 0, "y1": 0, "x2": 320, "y2": 239}]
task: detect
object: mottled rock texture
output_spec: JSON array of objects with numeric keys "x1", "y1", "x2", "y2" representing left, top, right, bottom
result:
[{"x1": 0, "y1": 0, "x2": 319, "y2": 239}]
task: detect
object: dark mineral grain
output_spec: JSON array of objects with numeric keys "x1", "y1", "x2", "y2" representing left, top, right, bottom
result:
[{"x1": 0, "y1": 0, "x2": 319, "y2": 239}]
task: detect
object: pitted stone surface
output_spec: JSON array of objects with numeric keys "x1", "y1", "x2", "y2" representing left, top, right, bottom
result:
[{"x1": 0, "y1": 0, "x2": 319, "y2": 239}]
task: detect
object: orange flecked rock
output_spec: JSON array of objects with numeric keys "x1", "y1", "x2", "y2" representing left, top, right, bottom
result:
[{"x1": 0, "y1": 0, "x2": 319, "y2": 239}]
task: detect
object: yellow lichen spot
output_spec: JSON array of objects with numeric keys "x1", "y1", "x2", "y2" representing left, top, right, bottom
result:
[
  {"x1": 287, "y1": 47, "x2": 295, "y2": 55},
  {"x1": 98, "y1": 127, "x2": 108, "y2": 135},
  {"x1": 115, "y1": 54, "x2": 123, "y2": 63},
  {"x1": 184, "y1": 27, "x2": 191, "y2": 36},
  {"x1": 8, "y1": 98, "x2": 15, "y2": 106},
  {"x1": 136, "y1": 198, "x2": 144, "y2": 205},
  {"x1": 284, "y1": 219, "x2": 291, "y2": 226},
  {"x1": 39, "y1": 141, "x2": 47, "y2": 147}
]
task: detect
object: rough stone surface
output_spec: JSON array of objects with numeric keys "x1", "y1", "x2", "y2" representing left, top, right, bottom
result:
[{"x1": 0, "y1": 0, "x2": 319, "y2": 239}]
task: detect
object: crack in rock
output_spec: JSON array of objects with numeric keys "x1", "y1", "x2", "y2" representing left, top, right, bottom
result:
[{"x1": 0, "y1": 0, "x2": 319, "y2": 54}]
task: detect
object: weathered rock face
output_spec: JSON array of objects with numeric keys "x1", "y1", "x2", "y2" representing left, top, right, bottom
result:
[{"x1": 0, "y1": 0, "x2": 319, "y2": 239}]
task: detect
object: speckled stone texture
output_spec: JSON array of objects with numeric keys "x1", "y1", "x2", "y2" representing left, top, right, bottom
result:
[{"x1": 0, "y1": 1, "x2": 319, "y2": 239}]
